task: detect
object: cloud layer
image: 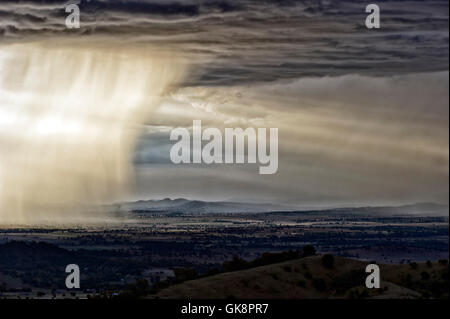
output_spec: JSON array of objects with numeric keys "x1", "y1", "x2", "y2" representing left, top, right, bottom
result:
[{"x1": 1, "y1": 0, "x2": 448, "y2": 84}]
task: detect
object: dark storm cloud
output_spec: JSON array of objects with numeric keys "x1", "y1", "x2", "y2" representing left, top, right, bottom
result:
[{"x1": 0, "y1": 0, "x2": 448, "y2": 84}]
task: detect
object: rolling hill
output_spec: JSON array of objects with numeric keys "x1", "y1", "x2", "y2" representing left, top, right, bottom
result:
[{"x1": 150, "y1": 255, "x2": 449, "y2": 299}]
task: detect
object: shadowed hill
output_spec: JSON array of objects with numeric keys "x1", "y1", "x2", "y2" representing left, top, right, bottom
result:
[{"x1": 150, "y1": 256, "x2": 449, "y2": 299}]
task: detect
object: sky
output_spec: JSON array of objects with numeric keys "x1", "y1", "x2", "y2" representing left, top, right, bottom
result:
[{"x1": 0, "y1": 0, "x2": 448, "y2": 220}]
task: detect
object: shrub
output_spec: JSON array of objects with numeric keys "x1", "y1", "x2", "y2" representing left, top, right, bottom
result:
[
  {"x1": 421, "y1": 271, "x2": 430, "y2": 281},
  {"x1": 349, "y1": 289, "x2": 369, "y2": 299},
  {"x1": 438, "y1": 259, "x2": 448, "y2": 266},
  {"x1": 409, "y1": 262, "x2": 418, "y2": 270},
  {"x1": 331, "y1": 269, "x2": 366, "y2": 294},
  {"x1": 283, "y1": 266, "x2": 292, "y2": 272},
  {"x1": 149, "y1": 281, "x2": 171, "y2": 295},
  {"x1": 119, "y1": 279, "x2": 149, "y2": 298},
  {"x1": 403, "y1": 273, "x2": 413, "y2": 286},
  {"x1": 441, "y1": 268, "x2": 449, "y2": 281},
  {"x1": 430, "y1": 281, "x2": 446, "y2": 298},
  {"x1": 359, "y1": 290, "x2": 369, "y2": 299},
  {"x1": 312, "y1": 278, "x2": 327, "y2": 292}
]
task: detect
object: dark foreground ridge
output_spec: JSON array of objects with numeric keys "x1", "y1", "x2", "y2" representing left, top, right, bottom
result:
[{"x1": 146, "y1": 255, "x2": 449, "y2": 299}]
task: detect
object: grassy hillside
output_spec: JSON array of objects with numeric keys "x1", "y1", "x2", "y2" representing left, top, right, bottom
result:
[{"x1": 149, "y1": 256, "x2": 448, "y2": 299}]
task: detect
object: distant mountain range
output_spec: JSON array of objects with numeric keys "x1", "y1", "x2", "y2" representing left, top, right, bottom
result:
[
  {"x1": 360, "y1": 202, "x2": 449, "y2": 216},
  {"x1": 116, "y1": 198, "x2": 295, "y2": 214},
  {"x1": 293, "y1": 202, "x2": 449, "y2": 217},
  {"x1": 114, "y1": 199, "x2": 449, "y2": 216}
]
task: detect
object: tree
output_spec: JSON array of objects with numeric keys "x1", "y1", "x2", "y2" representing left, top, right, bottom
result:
[
  {"x1": 251, "y1": 250, "x2": 300, "y2": 267},
  {"x1": 302, "y1": 245, "x2": 316, "y2": 257},
  {"x1": 321, "y1": 254, "x2": 335, "y2": 269},
  {"x1": 223, "y1": 256, "x2": 248, "y2": 272},
  {"x1": 207, "y1": 267, "x2": 221, "y2": 276},
  {"x1": 173, "y1": 266, "x2": 198, "y2": 282}
]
